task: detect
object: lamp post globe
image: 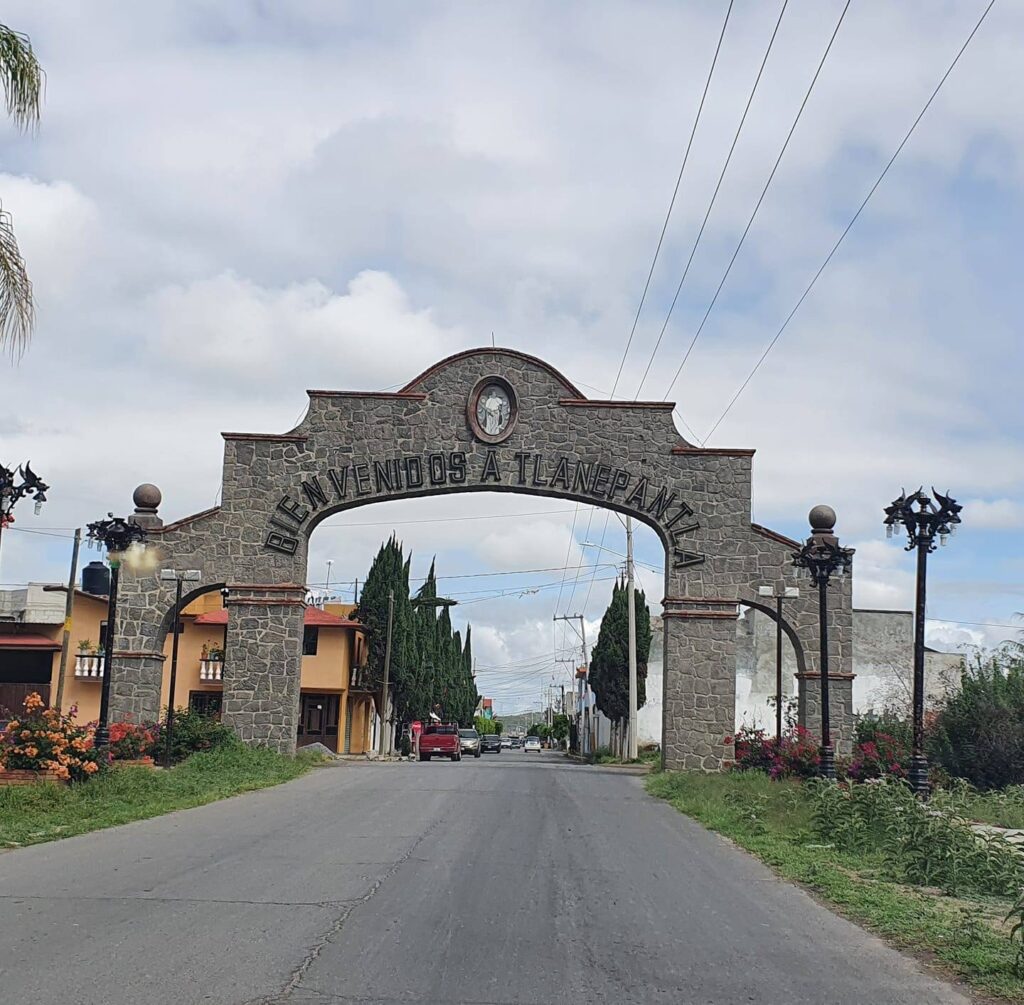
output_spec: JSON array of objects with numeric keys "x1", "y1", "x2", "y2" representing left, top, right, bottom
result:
[{"x1": 792, "y1": 506, "x2": 854, "y2": 780}]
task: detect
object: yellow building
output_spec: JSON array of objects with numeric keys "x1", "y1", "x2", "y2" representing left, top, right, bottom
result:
[{"x1": 0, "y1": 586, "x2": 374, "y2": 754}]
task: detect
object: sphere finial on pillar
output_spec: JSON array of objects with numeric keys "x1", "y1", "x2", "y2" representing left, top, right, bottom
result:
[
  {"x1": 132, "y1": 483, "x2": 163, "y2": 529},
  {"x1": 808, "y1": 504, "x2": 837, "y2": 533}
]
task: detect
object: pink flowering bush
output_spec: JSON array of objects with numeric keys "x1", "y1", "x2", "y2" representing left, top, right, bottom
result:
[
  {"x1": 845, "y1": 732, "x2": 909, "y2": 782},
  {"x1": 727, "y1": 725, "x2": 820, "y2": 780}
]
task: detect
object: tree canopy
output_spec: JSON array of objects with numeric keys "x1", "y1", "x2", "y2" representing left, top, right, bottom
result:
[
  {"x1": 589, "y1": 578, "x2": 652, "y2": 724},
  {"x1": 355, "y1": 538, "x2": 478, "y2": 727}
]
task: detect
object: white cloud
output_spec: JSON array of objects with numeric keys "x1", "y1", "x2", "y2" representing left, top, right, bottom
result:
[
  {"x1": 146, "y1": 269, "x2": 460, "y2": 387},
  {"x1": 0, "y1": 0, "x2": 1021, "y2": 692},
  {"x1": 962, "y1": 498, "x2": 1024, "y2": 529}
]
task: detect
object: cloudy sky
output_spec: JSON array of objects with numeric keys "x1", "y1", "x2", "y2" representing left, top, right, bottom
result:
[{"x1": 1, "y1": 1, "x2": 1021, "y2": 714}]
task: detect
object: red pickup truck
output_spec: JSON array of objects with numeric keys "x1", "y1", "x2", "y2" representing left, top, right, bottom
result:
[{"x1": 418, "y1": 723, "x2": 462, "y2": 762}]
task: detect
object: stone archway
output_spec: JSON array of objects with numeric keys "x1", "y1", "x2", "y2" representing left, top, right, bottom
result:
[{"x1": 111, "y1": 348, "x2": 854, "y2": 768}]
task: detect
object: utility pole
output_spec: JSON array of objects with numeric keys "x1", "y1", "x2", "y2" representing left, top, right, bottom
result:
[
  {"x1": 554, "y1": 612, "x2": 590, "y2": 753},
  {"x1": 53, "y1": 528, "x2": 81, "y2": 712},
  {"x1": 378, "y1": 589, "x2": 394, "y2": 757},
  {"x1": 626, "y1": 516, "x2": 638, "y2": 760}
]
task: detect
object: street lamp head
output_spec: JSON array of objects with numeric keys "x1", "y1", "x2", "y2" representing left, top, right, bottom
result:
[
  {"x1": 86, "y1": 514, "x2": 148, "y2": 566},
  {"x1": 884, "y1": 486, "x2": 961, "y2": 553},
  {"x1": 1, "y1": 460, "x2": 48, "y2": 521}
]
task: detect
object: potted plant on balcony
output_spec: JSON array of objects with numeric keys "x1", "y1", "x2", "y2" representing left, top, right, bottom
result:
[
  {"x1": 75, "y1": 639, "x2": 99, "y2": 677},
  {"x1": 208, "y1": 645, "x2": 225, "y2": 662}
]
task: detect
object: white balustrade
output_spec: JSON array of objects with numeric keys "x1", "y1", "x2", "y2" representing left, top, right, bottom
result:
[
  {"x1": 199, "y1": 659, "x2": 223, "y2": 682},
  {"x1": 74, "y1": 655, "x2": 104, "y2": 678}
]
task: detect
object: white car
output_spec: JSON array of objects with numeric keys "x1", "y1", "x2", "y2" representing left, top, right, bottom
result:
[{"x1": 523, "y1": 736, "x2": 542, "y2": 752}]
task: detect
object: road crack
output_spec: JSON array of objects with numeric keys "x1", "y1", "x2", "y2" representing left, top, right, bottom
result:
[{"x1": 246, "y1": 813, "x2": 446, "y2": 1005}]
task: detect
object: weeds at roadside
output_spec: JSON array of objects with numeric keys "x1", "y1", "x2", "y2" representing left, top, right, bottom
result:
[{"x1": 647, "y1": 771, "x2": 1024, "y2": 1000}]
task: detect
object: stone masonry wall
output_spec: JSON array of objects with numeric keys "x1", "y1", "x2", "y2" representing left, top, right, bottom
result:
[{"x1": 110, "y1": 347, "x2": 854, "y2": 763}]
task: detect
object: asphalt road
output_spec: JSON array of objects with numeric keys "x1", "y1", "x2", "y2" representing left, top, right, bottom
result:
[{"x1": 0, "y1": 751, "x2": 971, "y2": 1005}]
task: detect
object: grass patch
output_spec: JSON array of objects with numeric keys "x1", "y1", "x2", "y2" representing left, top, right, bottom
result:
[
  {"x1": 647, "y1": 771, "x2": 1024, "y2": 1000},
  {"x1": 957, "y1": 788, "x2": 1024, "y2": 830},
  {"x1": 0, "y1": 745, "x2": 318, "y2": 849}
]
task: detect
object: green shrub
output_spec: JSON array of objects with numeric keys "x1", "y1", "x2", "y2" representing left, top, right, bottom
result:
[
  {"x1": 155, "y1": 706, "x2": 240, "y2": 764},
  {"x1": 808, "y1": 777, "x2": 1024, "y2": 898},
  {"x1": 929, "y1": 648, "x2": 1024, "y2": 790}
]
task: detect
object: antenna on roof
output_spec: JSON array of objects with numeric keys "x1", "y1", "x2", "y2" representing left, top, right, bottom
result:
[{"x1": 491, "y1": 331, "x2": 495, "y2": 347}]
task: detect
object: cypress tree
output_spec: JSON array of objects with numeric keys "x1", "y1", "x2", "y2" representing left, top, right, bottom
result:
[{"x1": 590, "y1": 578, "x2": 652, "y2": 727}]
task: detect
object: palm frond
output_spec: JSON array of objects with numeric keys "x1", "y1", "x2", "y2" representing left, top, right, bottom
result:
[
  {"x1": 0, "y1": 24, "x2": 42, "y2": 131},
  {"x1": 0, "y1": 203, "x2": 34, "y2": 358}
]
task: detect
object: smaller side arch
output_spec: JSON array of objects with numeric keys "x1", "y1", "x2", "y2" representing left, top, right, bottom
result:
[
  {"x1": 739, "y1": 598, "x2": 808, "y2": 676},
  {"x1": 155, "y1": 582, "x2": 227, "y2": 649}
]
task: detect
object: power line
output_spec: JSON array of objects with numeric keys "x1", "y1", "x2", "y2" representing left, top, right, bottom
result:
[
  {"x1": 609, "y1": 0, "x2": 735, "y2": 398},
  {"x1": 701, "y1": 0, "x2": 996, "y2": 443},
  {"x1": 660, "y1": 0, "x2": 853, "y2": 404},
  {"x1": 635, "y1": 0, "x2": 789, "y2": 398}
]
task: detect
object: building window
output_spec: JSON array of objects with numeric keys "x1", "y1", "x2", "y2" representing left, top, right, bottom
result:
[
  {"x1": 189, "y1": 691, "x2": 222, "y2": 718},
  {"x1": 302, "y1": 626, "x2": 319, "y2": 656},
  {"x1": 98, "y1": 621, "x2": 108, "y2": 651}
]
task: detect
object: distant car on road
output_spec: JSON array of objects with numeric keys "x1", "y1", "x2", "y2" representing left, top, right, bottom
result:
[
  {"x1": 510, "y1": 736, "x2": 522, "y2": 748},
  {"x1": 500, "y1": 735, "x2": 512, "y2": 749},
  {"x1": 459, "y1": 728, "x2": 482, "y2": 758},
  {"x1": 524, "y1": 736, "x2": 542, "y2": 752},
  {"x1": 480, "y1": 734, "x2": 502, "y2": 753},
  {"x1": 419, "y1": 724, "x2": 461, "y2": 761}
]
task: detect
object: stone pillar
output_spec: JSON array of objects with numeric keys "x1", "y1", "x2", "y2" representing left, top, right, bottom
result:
[
  {"x1": 662, "y1": 598, "x2": 738, "y2": 771},
  {"x1": 796, "y1": 672, "x2": 856, "y2": 755},
  {"x1": 222, "y1": 584, "x2": 305, "y2": 753},
  {"x1": 109, "y1": 652, "x2": 165, "y2": 724}
]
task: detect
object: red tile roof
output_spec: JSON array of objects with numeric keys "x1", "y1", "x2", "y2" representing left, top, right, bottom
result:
[
  {"x1": 192, "y1": 608, "x2": 361, "y2": 628},
  {"x1": 0, "y1": 634, "x2": 62, "y2": 650}
]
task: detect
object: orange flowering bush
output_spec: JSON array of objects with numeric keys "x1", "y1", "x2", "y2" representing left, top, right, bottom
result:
[
  {"x1": 108, "y1": 720, "x2": 156, "y2": 761},
  {"x1": 0, "y1": 692, "x2": 104, "y2": 782}
]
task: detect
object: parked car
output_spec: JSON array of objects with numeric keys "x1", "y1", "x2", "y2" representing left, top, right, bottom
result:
[
  {"x1": 419, "y1": 724, "x2": 461, "y2": 761},
  {"x1": 480, "y1": 733, "x2": 502, "y2": 753},
  {"x1": 500, "y1": 735, "x2": 513, "y2": 749},
  {"x1": 523, "y1": 736, "x2": 542, "y2": 752},
  {"x1": 459, "y1": 728, "x2": 482, "y2": 758}
]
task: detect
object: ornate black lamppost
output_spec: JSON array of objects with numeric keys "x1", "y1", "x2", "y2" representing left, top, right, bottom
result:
[
  {"x1": 0, "y1": 461, "x2": 48, "y2": 571},
  {"x1": 884, "y1": 488, "x2": 962, "y2": 795},
  {"x1": 86, "y1": 514, "x2": 148, "y2": 748},
  {"x1": 792, "y1": 506, "x2": 854, "y2": 780}
]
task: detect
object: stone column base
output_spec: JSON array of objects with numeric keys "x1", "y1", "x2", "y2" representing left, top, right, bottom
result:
[
  {"x1": 109, "y1": 651, "x2": 166, "y2": 724},
  {"x1": 223, "y1": 584, "x2": 306, "y2": 754},
  {"x1": 796, "y1": 672, "x2": 856, "y2": 756},
  {"x1": 663, "y1": 598, "x2": 738, "y2": 771}
]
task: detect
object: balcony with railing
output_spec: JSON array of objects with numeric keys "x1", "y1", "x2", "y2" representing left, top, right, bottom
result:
[
  {"x1": 348, "y1": 665, "x2": 378, "y2": 692},
  {"x1": 199, "y1": 659, "x2": 223, "y2": 682},
  {"x1": 74, "y1": 654, "x2": 104, "y2": 679}
]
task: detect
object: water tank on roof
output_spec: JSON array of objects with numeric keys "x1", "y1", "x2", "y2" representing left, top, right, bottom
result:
[{"x1": 82, "y1": 561, "x2": 110, "y2": 597}]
